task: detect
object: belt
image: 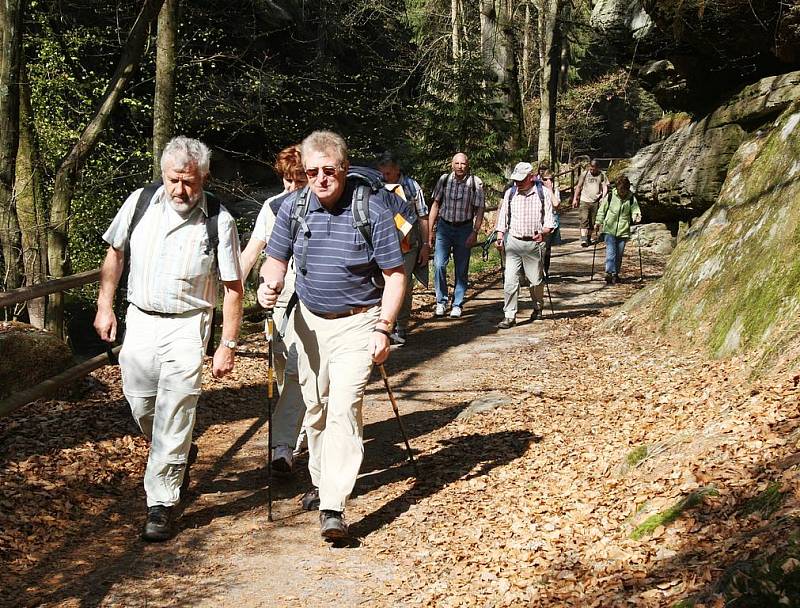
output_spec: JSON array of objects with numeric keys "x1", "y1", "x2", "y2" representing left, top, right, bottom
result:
[
  {"x1": 514, "y1": 235, "x2": 538, "y2": 241},
  {"x1": 309, "y1": 305, "x2": 374, "y2": 320},
  {"x1": 440, "y1": 218, "x2": 473, "y2": 227},
  {"x1": 133, "y1": 304, "x2": 183, "y2": 318}
]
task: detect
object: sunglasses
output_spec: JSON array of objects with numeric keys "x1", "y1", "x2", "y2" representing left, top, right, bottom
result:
[{"x1": 304, "y1": 166, "x2": 339, "y2": 179}]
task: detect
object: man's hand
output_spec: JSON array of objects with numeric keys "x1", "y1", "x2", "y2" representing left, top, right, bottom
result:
[
  {"x1": 495, "y1": 232, "x2": 505, "y2": 250},
  {"x1": 632, "y1": 213, "x2": 642, "y2": 224},
  {"x1": 212, "y1": 344, "x2": 235, "y2": 378},
  {"x1": 594, "y1": 223, "x2": 601, "y2": 233},
  {"x1": 417, "y1": 243, "x2": 431, "y2": 266},
  {"x1": 94, "y1": 308, "x2": 117, "y2": 343},
  {"x1": 257, "y1": 279, "x2": 283, "y2": 309},
  {"x1": 369, "y1": 331, "x2": 391, "y2": 364},
  {"x1": 572, "y1": 199, "x2": 579, "y2": 209},
  {"x1": 465, "y1": 230, "x2": 478, "y2": 248}
]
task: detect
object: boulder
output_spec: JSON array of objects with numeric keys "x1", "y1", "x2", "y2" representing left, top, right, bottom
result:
[
  {"x1": 590, "y1": 0, "x2": 653, "y2": 39},
  {"x1": 631, "y1": 223, "x2": 675, "y2": 254},
  {"x1": 0, "y1": 321, "x2": 73, "y2": 401}
]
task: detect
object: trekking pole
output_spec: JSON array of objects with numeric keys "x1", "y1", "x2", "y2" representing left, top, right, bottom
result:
[
  {"x1": 590, "y1": 238, "x2": 598, "y2": 280},
  {"x1": 378, "y1": 364, "x2": 419, "y2": 477},
  {"x1": 636, "y1": 225, "x2": 644, "y2": 282},
  {"x1": 265, "y1": 310, "x2": 275, "y2": 522}
]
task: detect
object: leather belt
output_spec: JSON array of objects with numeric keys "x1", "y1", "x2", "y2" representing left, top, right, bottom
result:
[
  {"x1": 515, "y1": 235, "x2": 537, "y2": 241},
  {"x1": 440, "y1": 218, "x2": 472, "y2": 227},
  {"x1": 133, "y1": 304, "x2": 183, "y2": 318},
  {"x1": 309, "y1": 305, "x2": 374, "y2": 320}
]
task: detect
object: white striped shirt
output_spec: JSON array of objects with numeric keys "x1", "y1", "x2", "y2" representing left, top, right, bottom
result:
[
  {"x1": 103, "y1": 186, "x2": 242, "y2": 314},
  {"x1": 495, "y1": 184, "x2": 556, "y2": 238},
  {"x1": 432, "y1": 172, "x2": 485, "y2": 223}
]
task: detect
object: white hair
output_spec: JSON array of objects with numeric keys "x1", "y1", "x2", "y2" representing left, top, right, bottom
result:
[
  {"x1": 160, "y1": 136, "x2": 211, "y2": 176},
  {"x1": 301, "y1": 130, "x2": 348, "y2": 167}
]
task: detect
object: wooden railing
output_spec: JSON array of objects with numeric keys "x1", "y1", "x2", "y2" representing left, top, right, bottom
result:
[{"x1": 0, "y1": 268, "x2": 117, "y2": 418}]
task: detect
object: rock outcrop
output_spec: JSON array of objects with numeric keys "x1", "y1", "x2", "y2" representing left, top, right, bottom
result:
[
  {"x1": 619, "y1": 101, "x2": 800, "y2": 371},
  {"x1": 626, "y1": 71, "x2": 800, "y2": 222},
  {"x1": 0, "y1": 322, "x2": 73, "y2": 400}
]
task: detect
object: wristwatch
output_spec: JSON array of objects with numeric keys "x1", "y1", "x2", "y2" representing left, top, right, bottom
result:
[{"x1": 221, "y1": 339, "x2": 238, "y2": 349}]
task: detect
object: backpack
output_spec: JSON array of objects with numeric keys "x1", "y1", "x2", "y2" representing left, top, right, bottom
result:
[
  {"x1": 436, "y1": 172, "x2": 477, "y2": 204},
  {"x1": 504, "y1": 179, "x2": 546, "y2": 233},
  {"x1": 278, "y1": 166, "x2": 409, "y2": 276}
]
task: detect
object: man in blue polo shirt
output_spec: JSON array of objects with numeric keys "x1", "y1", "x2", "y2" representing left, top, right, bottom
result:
[{"x1": 257, "y1": 130, "x2": 405, "y2": 540}]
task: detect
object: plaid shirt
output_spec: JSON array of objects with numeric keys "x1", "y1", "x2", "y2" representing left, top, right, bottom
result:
[
  {"x1": 103, "y1": 186, "x2": 242, "y2": 314},
  {"x1": 495, "y1": 184, "x2": 556, "y2": 238},
  {"x1": 432, "y1": 172, "x2": 485, "y2": 223}
]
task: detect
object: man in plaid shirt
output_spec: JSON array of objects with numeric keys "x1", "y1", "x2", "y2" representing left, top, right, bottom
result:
[
  {"x1": 494, "y1": 162, "x2": 556, "y2": 328},
  {"x1": 428, "y1": 153, "x2": 485, "y2": 318}
]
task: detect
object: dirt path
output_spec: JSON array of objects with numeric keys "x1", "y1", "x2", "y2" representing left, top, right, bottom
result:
[{"x1": 3, "y1": 209, "x2": 661, "y2": 607}]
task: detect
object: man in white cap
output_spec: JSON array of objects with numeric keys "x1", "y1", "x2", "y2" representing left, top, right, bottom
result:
[{"x1": 494, "y1": 161, "x2": 556, "y2": 328}]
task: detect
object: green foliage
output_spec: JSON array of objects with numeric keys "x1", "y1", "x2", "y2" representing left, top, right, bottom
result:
[
  {"x1": 625, "y1": 444, "x2": 649, "y2": 467},
  {"x1": 742, "y1": 482, "x2": 787, "y2": 519},
  {"x1": 407, "y1": 55, "x2": 517, "y2": 190}
]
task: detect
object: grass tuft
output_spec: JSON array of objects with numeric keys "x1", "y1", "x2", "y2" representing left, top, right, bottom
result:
[
  {"x1": 742, "y1": 482, "x2": 787, "y2": 519},
  {"x1": 625, "y1": 444, "x2": 649, "y2": 467},
  {"x1": 631, "y1": 487, "x2": 718, "y2": 540}
]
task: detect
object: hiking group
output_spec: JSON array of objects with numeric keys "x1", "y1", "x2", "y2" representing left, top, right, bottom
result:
[{"x1": 94, "y1": 131, "x2": 641, "y2": 542}]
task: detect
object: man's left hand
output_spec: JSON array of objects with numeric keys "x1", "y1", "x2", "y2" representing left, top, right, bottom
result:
[
  {"x1": 369, "y1": 331, "x2": 391, "y2": 364},
  {"x1": 417, "y1": 243, "x2": 430, "y2": 266},
  {"x1": 212, "y1": 344, "x2": 236, "y2": 378},
  {"x1": 465, "y1": 230, "x2": 478, "y2": 248}
]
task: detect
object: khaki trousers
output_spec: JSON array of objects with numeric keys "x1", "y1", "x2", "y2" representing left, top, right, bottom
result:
[
  {"x1": 503, "y1": 236, "x2": 545, "y2": 318},
  {"x1": 270, "y1": 291, "x2": 306, "y2": 448},
  {"x1": 119, "y1": 304, "x2": 210, "y2": 507},
  {"x1": 293, "y1": 302, "x2": 379, "y2": 512}
]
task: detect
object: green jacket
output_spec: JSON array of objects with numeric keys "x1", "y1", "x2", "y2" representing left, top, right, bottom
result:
[{"x1": 596, "y1": 191, "x2": 641, "y2": 238}]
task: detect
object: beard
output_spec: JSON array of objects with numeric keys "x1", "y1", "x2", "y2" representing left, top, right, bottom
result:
[{"x1": 169, "y1": 194, "x2": 200, "y2": 217}]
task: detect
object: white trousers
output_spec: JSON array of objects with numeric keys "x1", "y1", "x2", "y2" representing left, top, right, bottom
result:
[
  {"x1": 270, "y1": 298, "x2": 306, "y2": 448},
  {"x1": 293, "y1": 302, "x2": 378, "y2": 512},
  {"x1": 503, "y1": 236, "x2": 545, "y2": 318},
  {"x1": 119, "y1": 304, "x2": 210, "y2": 507}
]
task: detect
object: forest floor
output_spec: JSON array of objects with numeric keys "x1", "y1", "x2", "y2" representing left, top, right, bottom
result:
[{"x1": 2, "y1": 210, "x2": 800, "y2": 607}]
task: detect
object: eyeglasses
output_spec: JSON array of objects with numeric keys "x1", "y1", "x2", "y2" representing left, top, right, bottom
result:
[{"x1": 304, "y1": 166, "x2": 339, "y2": 179}]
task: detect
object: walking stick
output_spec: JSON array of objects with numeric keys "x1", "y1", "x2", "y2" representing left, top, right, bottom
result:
[
  {"x1": 636, "y1": 225, "x2": 644, "y2": 282},
  {"x1": 590, "y1": 238, "x2": 598, "y2": 280},
  {"x1": 265, "y1": 311, "x2": 275, "y2": 522},
  {"x1": 378, "y1": 364, "x2": 419, "y2": 477},
  {"x1": 541, "y1": 263, "x2": 556, "y2": 319}
]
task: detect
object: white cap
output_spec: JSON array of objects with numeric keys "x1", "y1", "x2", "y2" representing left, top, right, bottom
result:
[{"x1": 509, "y1": 162, "x2": 534, "y2": 181}]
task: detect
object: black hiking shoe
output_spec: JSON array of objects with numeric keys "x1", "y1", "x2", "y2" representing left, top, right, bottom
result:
[
  {"x1": 581, "y1": 239, "x2": 589, "y2": 247},
  {"x1": 613, "y1": 273, "x2": 621, "y2": 284},
  {"x1": 301, "y1": 487, "x2": 320, "y2": 511},
  {"x1": 141, "y1": 505, "x2": 174, "y2": 542},
  {"x1": 320, "y1": 510, "x2": 349, "y2": 539},
  {"x1": 604, "y1": 272, "x2": 613, "y2": 285},
  {"x1": 497, "y1": 318, "x2": 515, "y2": 329},
  {"x1": 530, "y1": 308, "x2": 542, "y2": 321},
  {"x1": 180, "y1": 443, "x2": 198, "y2": 499}
]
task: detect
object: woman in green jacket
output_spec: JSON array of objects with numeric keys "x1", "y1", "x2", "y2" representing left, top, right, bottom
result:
[{"x1": 594, "y1": 175, "x2": 641, "y2": 284}]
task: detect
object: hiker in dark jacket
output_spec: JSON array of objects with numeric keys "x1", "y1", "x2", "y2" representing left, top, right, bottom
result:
[{"x1": 595, "y1": 174, "x2": 642, "y2": 284}]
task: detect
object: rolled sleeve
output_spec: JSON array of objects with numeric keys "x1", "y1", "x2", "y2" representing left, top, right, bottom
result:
[
  {"x1": 543, "y1": 190, "x2": 557, "y2": 230},
  {"x1": 495, "y1": 190, "x2": 511, "y2": 233},
  {"x1": 216, "y1": 207, "x2": 243, "y2": 282},
  {"x1": 472, "y1": 177, "x2": 485, "y2": 210},
  {"x1": 431, "y1": 174, "x2": 447, "y2": 203}
]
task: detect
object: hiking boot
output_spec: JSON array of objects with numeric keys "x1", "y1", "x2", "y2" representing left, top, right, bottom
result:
[
  {"x1": 613, "y1": 273, "x2": 621, "y2": 284},
  {"x1": 141, "y1": 505, "x2": 174, "y2": 542},
  {"x1": 581, "y1": 239, "x2": 589, "y2": 248},
  {"x1": 497, "y1": 318, "x2": 515, "y2": 329},
  {"x1": 320, "y1": 510, "x2": 349, "y2": 539},
  {"x1": 300, "y1": 487, "x2": 320, "y2": 511},
  {"x1": 435, "y1": 303, "x2": 445, "y2": 317},
  {"x1": 271, "y1": 444, "x2": 294, "y2": 475},
  {"x1": 180, "y1": 443, "x2": 198, "y2": 499},
  {"x1": 604, "y1": 272, "x2": 613, "y2": 284},
  {"x1": 449, "y1": 305, "x2": 462, "y2": 319},
  {"x1": 530, "y1": 308, "x2": 542, "y2": 322}
]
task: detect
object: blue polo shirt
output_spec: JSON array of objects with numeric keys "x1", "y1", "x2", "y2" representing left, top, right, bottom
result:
[{"x1": 267, "y1": 183, "x2": 404, "y2": 313}]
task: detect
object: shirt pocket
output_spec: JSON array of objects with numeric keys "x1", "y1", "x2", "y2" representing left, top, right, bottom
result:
[{"x1": 342, "y1": 234, "x2": 370, "y2": 270}]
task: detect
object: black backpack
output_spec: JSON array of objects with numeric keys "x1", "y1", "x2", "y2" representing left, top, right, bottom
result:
[{"x1": 504, "y1": 179, "x2": 547, "y2": 233}]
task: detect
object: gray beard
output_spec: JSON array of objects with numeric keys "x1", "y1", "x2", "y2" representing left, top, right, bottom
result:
[{"x1": 169, "y1": 198, "x2": 198, "y2": 218}]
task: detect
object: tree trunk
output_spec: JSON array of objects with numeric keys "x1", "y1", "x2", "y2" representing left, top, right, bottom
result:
[
  {"x1": 152, "y1": 0, "x2": 178, "y2": 180},
  {"x1": 451, "y1": 0, "x2": 462, "y2": 62},
  {"x1": 47, "y1": 0, "x2": 166, "y2": 337},
  {"x1": 0, "y1": 0, "x2": 24, "y2": 300},
  {"x1": 15, "y1": 61, "x2": 47, "y2": 327},
  {"x1": 536, "y1": 0, "x2": 560, "y2": 163}
]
